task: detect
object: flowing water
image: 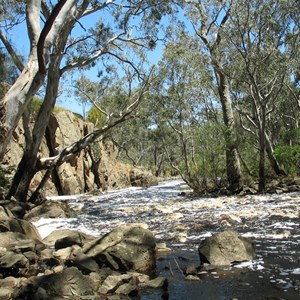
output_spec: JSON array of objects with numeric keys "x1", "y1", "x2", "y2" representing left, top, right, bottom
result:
[{"x1": 34, "y1": 180, "x2": 300, "y2": 300}]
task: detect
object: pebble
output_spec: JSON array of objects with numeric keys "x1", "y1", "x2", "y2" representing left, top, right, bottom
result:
[{"x1": 185, "y1": 275, "x2": 201, "y2": 281}]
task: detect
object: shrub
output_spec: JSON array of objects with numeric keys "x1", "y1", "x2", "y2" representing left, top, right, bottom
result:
[{"x1": 274, "y1": 145, "x2": 300, "y2": 175}]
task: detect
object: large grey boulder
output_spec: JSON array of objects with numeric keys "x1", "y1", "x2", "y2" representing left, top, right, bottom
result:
[
  {"x1": 83, "y1": 224, "x2": 156, "y2": 273},
  {"x1": 198, "y1": 230, "x2": 256, "y2": 266}
]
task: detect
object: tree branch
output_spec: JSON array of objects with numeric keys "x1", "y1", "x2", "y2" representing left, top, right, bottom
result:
[
  {"x1": 37, "y1": 0, "x2": 69, "y2": 74},
  {"x1": 37, "y1": 69, "x2": 153, "y2": 169},
  {"x1": 60, "y1": 33, "x2": 124, "y2": 75},
  {"x1": 0, "y1": 30, "x2": 24, "y2": 72}
]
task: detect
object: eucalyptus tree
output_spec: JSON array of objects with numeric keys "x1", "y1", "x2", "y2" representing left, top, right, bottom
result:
[
  {"x1": 0, "y1": 0, "x2": 173, "y2": 201},
  {"x1": 83, "y1": 72, "x2": 154, "y2": 168},
  {"x1": 152, "y1": 30, "x2": 226, "y2": 191},
  {"x1": 183, "y1": 0, "x2": 242, "y2": 192},
  {"x1": 226, "y1": 0, "x2": 298, "y2": 190}
]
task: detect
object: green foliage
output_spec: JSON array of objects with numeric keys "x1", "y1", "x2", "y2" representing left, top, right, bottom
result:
[
  {"x1": 29, "y1": 98, "x2": 67, "y2": 118},
  {"x1": 30, "y1": 97, "x2": 43, "y2": 112},
  {"x1": 274, "y1": 145, "x2": 300, "y2": 175},
  {"x1": 0, "y1": 0, "x2": 25, "y2": 28},
  {"x1": 0, "y1": 49, "x2": 20, "y2": 84},
  {"x1": 87, "y1": 106, "x2": 106, "y2": 128},
  {"x1": 280, "y1": 128, "x2": 300, "y2": 146},
  {"x1": 189, "y1": 124, "x2": 227, "y2": 189}
]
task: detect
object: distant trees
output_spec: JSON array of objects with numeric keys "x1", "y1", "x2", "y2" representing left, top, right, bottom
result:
[{"x1": 86, "y1": 0, "x2": 300, "y2": 193}]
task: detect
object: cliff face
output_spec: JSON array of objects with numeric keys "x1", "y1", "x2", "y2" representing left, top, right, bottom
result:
[{"x1": 3, "y1": 110, "x2": 147, "y2": 197}]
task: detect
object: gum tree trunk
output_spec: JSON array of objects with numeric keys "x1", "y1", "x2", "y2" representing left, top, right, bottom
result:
[{"x1": 214, "y1": 68, "x2": 242, "y2": 192}]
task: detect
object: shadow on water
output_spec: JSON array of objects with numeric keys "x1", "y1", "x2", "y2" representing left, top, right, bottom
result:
[{"x1": 140, "y1": 247, "x2": 300, "y2": 300}]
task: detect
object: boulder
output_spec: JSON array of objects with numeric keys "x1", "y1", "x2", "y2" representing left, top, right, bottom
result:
[
  {"x1": 0, "y1": 218, "x2": 41, "y2": 241},
  {"x1": 83, "y1": 224, "x2": 156, "y2": 273},
  {"x1": 55, "y1": 230, "x2": 95, "y2": 250},
  {"x1": 0, "y1": 287, "x2": 13, "y2": 300},
  {"x1": 140, "y1": 277, "x2": 168, "y2": 289},
  {"x1": 129, "y1": 170, "x2": 158, "y2": 187},
  {"x1": 53, "y1": 246, "x2": 75, "y2": 260},
  {"x1": 98, "y1": 274, "x2": 132, "y2": 294},
  {"x1": 115, "y1": 283, "x2": 137, "y2": 296},
  {"x1": 0, "y1": 232, "x2": 44, "y2": 252},
  {"x1": 23, "y1": 200, "x2": 74, "y2": 222},
  {"x1": 67, "y1": 250, "x2": 100, "y2": 274},
  {"x1": 0, "y1": 250, "x2": 28, "y2": 269},
  {"x1": 0, "y1": 200, "x2": 28, "y2": 219},
  {"x1": 0, "y1": 250, "x2": 40, "y2": 278},
  {"x1": 43, "y1": 228, "x2": 95, "y2": 248},
  {"x1": 198, "y1": 230, "x2": 256, "y2": 266},
  {"x1": 0, "y1": 205, "x2": 14, "y2": 220},
  {"x1": 14, "y1": 266, "x2": 97, "y2": 299}
]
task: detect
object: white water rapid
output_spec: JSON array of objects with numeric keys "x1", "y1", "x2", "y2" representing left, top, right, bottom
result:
[{"x1": 33, "y1": 180, "x2": 300, "y2": 299}]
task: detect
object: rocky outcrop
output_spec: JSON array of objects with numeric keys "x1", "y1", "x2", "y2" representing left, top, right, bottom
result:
[
  {"x1": 0, "y1": 203, "x2": 165, "y2": 299},
  {"x1": 198, "y1": 230, "x2": 256, "y2": 266},
  {"x1": 2, "y1": 110, "x2": 157, "y2": 197}
]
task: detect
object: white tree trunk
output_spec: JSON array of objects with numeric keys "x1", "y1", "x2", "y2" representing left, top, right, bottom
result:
[
  {"x1": 0, "y1": 0, "x2": 79, "y2": 158},
  {"x1": 0, "y1": 52, "x2": 43, "y2": 157}
]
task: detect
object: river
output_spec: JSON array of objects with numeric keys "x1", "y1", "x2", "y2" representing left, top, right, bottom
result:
[{"x1": 34, "y1": 180, "x2": 300, "y2": 300}]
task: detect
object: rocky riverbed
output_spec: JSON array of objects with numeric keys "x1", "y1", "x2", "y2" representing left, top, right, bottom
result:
[{"x1": 31, "y1": 179, "x2": 300, "y2": 300}]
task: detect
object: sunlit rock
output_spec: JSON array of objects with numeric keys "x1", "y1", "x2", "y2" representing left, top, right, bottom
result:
[
  {"x1": 154, "y1": 205, "x2": 173, "y2": 214},
  {"x1": 115, "y1": 282, "x2": 137, "y2": 296},
  {"x1": 139, "y1": 276, "x2": 168, "y2": 289},
  {"x1": 198, "y1": 230, "x2": 256, "y2": 266},
  {"x1": 83, "y1": 224, "x2": 156, "y2": 273},
  {"x1": 156, "y1": 242, "x2": 172, "y2": 253},
  {"x1": 98, "y1": 274, "x2": 132, "y2": 294},
  {"x1": 0, "y1": 205, "x2": 14, "y2": 220},
  {"x1": 0, "y1": 287, "x2": 13, "y2": 300},
  {"x1": 0, "y1": 232, "x2": 44, "y2": 252},
  {"x1": 168, "y1": 212, "x2": 184, "y2": 220},
  {"x1": 43, "y1": 228, "x2": 93, "y2": 247},
  {"x1": 24, "y1": 200, "x2": 74, "y2": 222},
  {"x1": 185, "y1": 275, "x2": 201, "y2": 281}
]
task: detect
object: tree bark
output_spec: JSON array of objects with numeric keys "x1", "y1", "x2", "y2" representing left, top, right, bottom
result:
[
  {"x1": 195, "y1": 3, "x2": 242, "y2": 193},
  {"x1": 0, "y1": 53, "x2": 44, "y2": 159},
  {"x1": 265, "y1": 131, "x2": 286, "y2": 176},
  {"x1": 0, "y1": 0, "x2": 76, "y2": 159},
  {"x1": 215, "y1": 68, "x2": 242, "y2": 192},
  {"x1": 7, "y1": 54, "x2": 61, "y2": 201},
  {"x1": 4, "y1": 0, "x2": 89, "y2": 201}
]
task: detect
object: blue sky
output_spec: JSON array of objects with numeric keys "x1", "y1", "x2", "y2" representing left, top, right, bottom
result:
[{"x1": 7, "y1": 6, "x2": 166, "y2": 116}]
